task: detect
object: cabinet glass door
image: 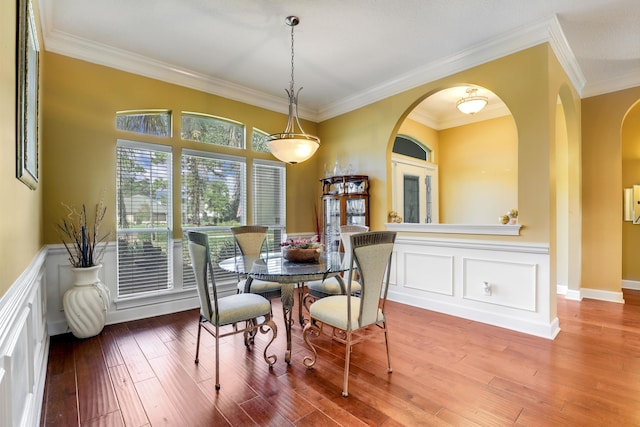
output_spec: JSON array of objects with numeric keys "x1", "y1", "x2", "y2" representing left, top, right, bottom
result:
[
  {"x1": 346, "y1": 198, "x2": 366, "y2": 226},
  {"x1": 323, "y1": 197, "x2": 341, "y2": 251}
]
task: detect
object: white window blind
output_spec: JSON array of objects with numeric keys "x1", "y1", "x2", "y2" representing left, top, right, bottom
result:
[
  {"x1": 253, "y1": 159, "x2": 286, "y2": 251},
  {"x1": 181, "y1": 150, "x2": 246, "y2": 288},
  {"x1": 116, "y1": 140, "x2": 173, "y2": 296}
]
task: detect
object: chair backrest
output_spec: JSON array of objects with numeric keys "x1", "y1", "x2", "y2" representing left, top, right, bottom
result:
[
  {"x1": 231, "y1": 225, "x2": 268, "y2": 256},
  {"x1": 340, "y1": 225, "x2": 369, "y2": 268},
  {"x1": 347, "y1": 231, "x2": 396, "y2": 328},
  {"x1": 187, "y1": 231, "x2": 218, "y2": 323}
]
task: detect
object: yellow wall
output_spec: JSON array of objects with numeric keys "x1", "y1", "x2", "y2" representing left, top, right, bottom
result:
[
  {"x1": 41, "y1": 52, "x2": 319, "y2": 244},
  {"x1": 582, "y1": 87, "x2": 640, "y2": 291},
  {"x1": 622, "y1": 103, "x2": 640, "y2": 281},
  {"x1": 0, "y1": 0, "x2": 43, "y2": 296},
  {"x1": 318, "y1": 44, "x2": 558, "y2": 242},
  {"x1": 397, "y1": 118, "x2": 440, "y2": 161},
  {"x1": 439, "y1": 116, "x2": 517, "y2": 224}
]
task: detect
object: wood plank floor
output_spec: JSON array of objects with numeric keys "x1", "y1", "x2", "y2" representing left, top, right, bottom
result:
[{"x1": 40, "y1": 292, "x2": 640, "y2": 426}]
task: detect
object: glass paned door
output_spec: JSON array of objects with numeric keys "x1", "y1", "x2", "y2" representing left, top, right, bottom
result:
[
  {"x1": 392, "y1": 156, "x2": 438, "y2": 224},
  {"x1": 346, "y1": 198, "x2": 367, "y2": 226},
  {"x1": 323, "y1": 197, "x2": 341, "y2": 252},
  {"x1": 403, "y1": 175, "x2": 420, "y2": 223}
]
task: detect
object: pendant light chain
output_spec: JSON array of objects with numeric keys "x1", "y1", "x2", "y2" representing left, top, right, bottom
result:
[{"x1": 289, "y1": 22, "x2": 295, "y2": 96}]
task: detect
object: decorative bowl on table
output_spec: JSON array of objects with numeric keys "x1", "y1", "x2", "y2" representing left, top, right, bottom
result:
[{"x1": 281, "y1": 236, "x2": 322, "y2": 263}]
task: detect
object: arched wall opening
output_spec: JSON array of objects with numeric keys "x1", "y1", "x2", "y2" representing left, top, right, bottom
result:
[
  {"x1": 621, "y1": 100, "x2": 640, "y2": 285},
  {"x1": 554, "y1": 84, "x2": 581, "y2": 300},
  {"x1": 389, "y1": 84, "x2": 518, "y2": 225}
]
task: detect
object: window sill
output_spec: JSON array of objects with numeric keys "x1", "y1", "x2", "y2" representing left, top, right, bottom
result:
[
  {"x1": 114, "y1": 288, "x2": 198, "y2": 310},
  {"x1": 385, "y1": 223, "x2": 522, "y2": 236}
]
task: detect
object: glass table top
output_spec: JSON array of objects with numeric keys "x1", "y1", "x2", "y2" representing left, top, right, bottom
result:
[{"x1": 218, "y1": 251, "x2": 347, "y2": 282}]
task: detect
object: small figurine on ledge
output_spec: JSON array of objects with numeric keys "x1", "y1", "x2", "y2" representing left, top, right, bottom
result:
[
  {"x1": 388, "y1": 211, "x2": 403, "y2": 223},
  {"x1": 500, "y1": 208, "x2": 518, "y2": 225}
]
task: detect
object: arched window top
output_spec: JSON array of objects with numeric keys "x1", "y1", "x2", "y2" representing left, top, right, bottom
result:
[
  {"x1": 116, "y1": 109, "x2": 171, "y2": 137},
  {"x1": 252, "y1": 128, "x2": 270, "y2": 153},
  {"x1": 393, "y1": 135, "x2": 430, "y2": 161},
  {"x1": 180, "y1": 112, "x2": 245, "y2": 148}
]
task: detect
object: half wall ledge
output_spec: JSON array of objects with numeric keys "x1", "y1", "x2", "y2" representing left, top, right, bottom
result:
[{"x1": 385, "y1": 223, "x2": 522, "y2": 236}]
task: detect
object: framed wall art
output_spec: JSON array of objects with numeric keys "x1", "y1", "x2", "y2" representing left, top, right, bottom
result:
[{"x1": 16, "y1": 0, "x2": 39, "y2": 190}]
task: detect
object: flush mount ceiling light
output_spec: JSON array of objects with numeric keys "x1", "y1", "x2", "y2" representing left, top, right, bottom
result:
[
  {"x1": 267, "y1": 16, "x2": 320, "y2": 165},
  {"x1": 456, "y1": 87, "x2": 488, "y2": 115}
]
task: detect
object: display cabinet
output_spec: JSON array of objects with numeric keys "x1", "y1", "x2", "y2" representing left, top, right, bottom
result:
[{"x1": 321, "y1": 175, "x2": 369, "y2": 251}]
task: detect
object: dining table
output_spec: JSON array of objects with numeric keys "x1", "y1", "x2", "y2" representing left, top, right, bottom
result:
[{"x1": 218, "y1": 251, "x2": 347, "y2": 363}]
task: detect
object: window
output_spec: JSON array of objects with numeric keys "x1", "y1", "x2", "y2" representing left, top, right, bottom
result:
[
  {"x1": 113, "y1": 109, "x2": 287, "y2": 300},
  {"x1": 181, "y1": 150, "x2": 247, "y2": 288},
  {"x1": 253, "y1": 159, "x2": 286, "y2": 249},
  {"x1": 403, "y1": 175, "x2": 420, "y2": 223},
  {"x1": 393, "y1": 135, "x2": 430, "y2": 161},
  {"x1": 181, "y1": 112, "x2": 245, "y2": 148},
  {"x1": 252, "y1": 128, "x2": 270, "y2": 153},
  {"x1": 116, "y1": 140, "x2": 173, "y2": 296},
  {"x1": 116, "y1": 110, "x2": 171, "y2": 137}
]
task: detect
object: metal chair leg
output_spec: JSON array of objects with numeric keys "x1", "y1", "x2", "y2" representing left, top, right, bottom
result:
[
  {"x1": 383, "y1": 322, "x2": 392, "y2": 373},
  {"x1": 342, "y1": 331, "x2": 352, "y2": 397},
  {"x1": 195, "y1": 319, "x2": 202, "y2": 364},
  {"x1": 215, "y1": 324, "x2": 220, "y2": 390}
]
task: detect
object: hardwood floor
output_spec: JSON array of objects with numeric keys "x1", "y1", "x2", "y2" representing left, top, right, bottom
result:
[{"x1": 40, "y1": 293, "x2": 640, "y2": 426}]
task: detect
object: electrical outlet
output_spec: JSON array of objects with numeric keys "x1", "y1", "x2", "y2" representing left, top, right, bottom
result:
[{"x1": 482, "y1": 281, "x2": 492, "y2": 296}]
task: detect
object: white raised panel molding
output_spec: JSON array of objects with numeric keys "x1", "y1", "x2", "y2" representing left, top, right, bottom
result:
[
  {"x1": 462, "y1": 257, "x2": 537, "y2": 311},
  {"x1": 403, "y1": 251, "x2": 454, "y2": 296},
  {"x1": 0, "y1": 364, "x2": 8, "y2": 427},
  {"x1": 0, "y1": 248, "x2": 48, "y2": 427},
  {"x1": 387, "y1": 235, "x2": 558, "y2": 339}
]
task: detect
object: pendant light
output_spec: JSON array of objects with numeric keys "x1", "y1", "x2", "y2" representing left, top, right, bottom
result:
[
  {"x1": 456, "y1": 87, "x2": 488, "y2": 115},
  {"x1": 267, "y1": 16, "x2": 320, "y2": 164}
]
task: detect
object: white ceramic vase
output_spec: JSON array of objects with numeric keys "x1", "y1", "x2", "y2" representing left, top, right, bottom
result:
[{"x1": 63, "y1": 264, "x2": 110, "y2": 338}]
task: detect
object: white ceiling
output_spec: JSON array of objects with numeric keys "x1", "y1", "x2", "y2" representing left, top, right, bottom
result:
[{"x1": 39, "y1": 0, "x2": 640, "y2": 123}]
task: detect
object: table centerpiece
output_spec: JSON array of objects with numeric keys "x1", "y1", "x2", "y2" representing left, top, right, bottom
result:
[{"x1": 280, "y1": 235, "x2": 322, "y2": 263}]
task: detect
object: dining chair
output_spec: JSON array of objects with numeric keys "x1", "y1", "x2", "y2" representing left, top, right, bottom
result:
[
  {"x1": 302, "y1": 230, "x2": 396, "y2": 397},
  {"x1": 231, "y1": 226, "x2": 283, "y2": 301},
  {"x1": 302, "y1": 225, "x2": 369, "y2": 311},
  {"x1": 187, "y1": 231, "x2": 277, "y2": 390}
]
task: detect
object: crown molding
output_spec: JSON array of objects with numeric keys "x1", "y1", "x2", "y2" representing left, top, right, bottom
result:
[
  {"x1": 40, "y1": 9, "x2": 596, "y2": 123},
  {"x1": 547, "y1": 15, "x2": 586, "y2": 95},
  {"x1": 315, "y1": 17, "x2": 567, "y2": 121},
  {"x1": 406, "y1": 109, "x2": 439, "y2": 129},
  {"x1": 581, "y1": 69, "x2": 640, "y2": 98},
  {"x1": 40, "y1": 28, "x2": 315, "y2": 120}
]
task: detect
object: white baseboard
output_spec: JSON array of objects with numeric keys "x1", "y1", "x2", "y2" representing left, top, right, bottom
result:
[
  {"x1": 580, "y1": 288, "x2": 624, "y2": 303},
  {"x1": 564, "y1": 289, "x2": 583, "y2": 301},
  {"x1": 388, "y1": 291, "x2": 560, "y2": 339},
  {"x1": 622, "y1": 280, "x2": 640, "y2": 290}
]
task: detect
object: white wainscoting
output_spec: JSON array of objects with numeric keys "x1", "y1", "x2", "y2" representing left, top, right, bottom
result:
[
  {"x1": 387, "y1": 235, "x2": 559, "y2": 339},
  {"x1": 46, "y1": 241, "x2": 203, "y2": 336},
  {"x1": 0, "y1": 248, "x2": 48, "y2": 427}
]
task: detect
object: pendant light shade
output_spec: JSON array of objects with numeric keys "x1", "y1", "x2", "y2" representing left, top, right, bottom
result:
[
  {"x1": 267, "y1": 16, "x2": 320, "y2": 165},
  {"x1": 456, "y1": 87, "x2": 488, "y2": 115}
]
